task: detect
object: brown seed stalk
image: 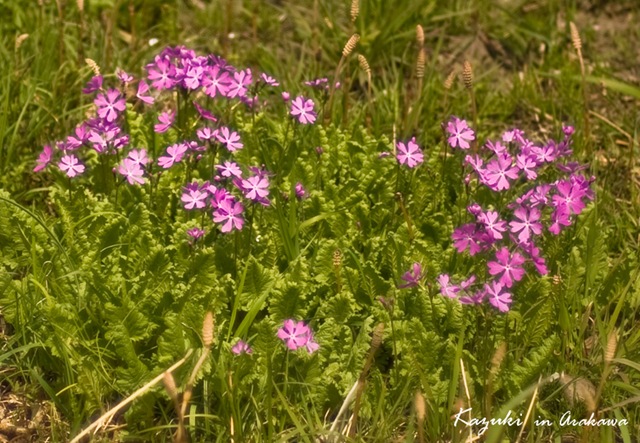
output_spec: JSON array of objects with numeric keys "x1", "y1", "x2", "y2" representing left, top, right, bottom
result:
[
  {"x1": 85, "y1": 58, "x2": 101, "y2": 76},
  {"x1": 350, "y1": 0, "x2": 359, "y2": 22}
]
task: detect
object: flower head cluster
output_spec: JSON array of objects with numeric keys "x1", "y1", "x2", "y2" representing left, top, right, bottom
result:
[
  {"x1": 439, "y1": 119, "x2": 594, "y2": 313},
  {"x1": 277, "y1": 319, "x2": 319, "y2": 354}
]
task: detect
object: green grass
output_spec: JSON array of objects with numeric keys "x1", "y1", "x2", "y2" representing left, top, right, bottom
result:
[{"x1": 1, "y1": 0, "x2": 640, "y2": 442}]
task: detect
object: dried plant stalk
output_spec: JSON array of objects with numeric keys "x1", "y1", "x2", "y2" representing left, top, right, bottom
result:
[
  {"x1": 415, "y1": 391, "x2": 426, "y2": 443},
  {"x1": 77, "y1": 0, "x2": 84, "y2": 11}
]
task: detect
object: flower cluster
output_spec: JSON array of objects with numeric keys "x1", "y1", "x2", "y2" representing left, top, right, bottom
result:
[
  {"x1": 439, "y1": 118, "x2": 594, "y2": 312},
  {"x1": 33, "y1": 46, "x2": 320, "y2": 237},
  {"x1": 277, "y1": 319, "x2": 319, "y2": 354}
]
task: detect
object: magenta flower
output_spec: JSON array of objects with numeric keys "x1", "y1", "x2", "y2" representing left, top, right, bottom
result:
[
  {"x1": 215, "y1": 127, "x2": 243, "y2": 152},
  {"x1": 452, "y1": 223, "x2": 485, "y2": 256},
  {"x1": 232, "y1": 340, "x2": 253, "y2": 355},
  {"x1": 290, "y1": 96, "x2": 317, "y2": 124},
  {"x1": 521, "y1": 241, "x2": 548, "y2": 275},
  {"x1": 202, "y1": 65, "x2": 231, "y2": 98},
  {"x1": 485, "y1": 281, "x2": 512, "y2": 312},
  {"x1": 241, "y1": 175, "x2": 270, "y2": 202},
  {"x1": 305, "y1": 333, "x2": 320, "y2": 354},
  {"x1": 193, "y1": 101, "x2": 218, "y2": 122},
  {"x1": 227, "y1": 68, "x2": 252, "y2": 98},
  {"x1": 509, "y1": 206, "x2": 543, "y2": 243},
  {"x1": 213, "y1": 198, "x2": 244, "y2": 232},
  {"x1": 437, "y1": 274, "x2": 460, "y2": 298},
  {"x1": 116, "y1": 68, "x2": 134, "y2": 84},
  {"x1": 277, "y1": 319, "x2": 310, "y2": 351},
  {"x1": 396, "y1": 138, "x2": 424, "y2": 168},
  {"x1": 117, "y1": 158, "x2": 145, "y2": 185},
  {"x1": 158, "y1": 143, "x2": 188, "y2": 169},
  {"x1": 181, "y1": 183, "x2": 208, "y2": 210},
  {"x1": 216, "y1": 161, "x2": 243, "y2": 178},
  {"x1": 478, "y1": 210, "x2": 508, "y2": 240},
  {"x1": 549, "y1": 206, "x2": 572, "y2": 235},
  {"x1": 66, "y1": 124, "x2": 90, "y2": 149},
  {"x1": 484, "y1": 154, "x2": 519, "y2": 191},
  {"x1": 282, "y1": 91, "x2": 290, "y2": 102},
  {"x1": 487, "y1": 247, "x2": 526, "y2": 288},
  {"x1": 187, "y1": 227, "x2": 205, "y2": 241},
  {"x1": 398, "y1": 262, "x2": 423, "y2": 289},
  {"x1": 196, "y1": 127, "x2": 217, "y2": 141},
  {"x1": 34, "y1": 145, "x2": 53, "y2": 172},
  {"x1": 260, "y1": 73, "x2": 279, "y2": 86},
  {"x1": 154, "y1": 110, "x2": 175, "y2": 133},
  {"x1": 136, "y1": 80, "x2": 155, "y2": 105},
  {"x1": 295, "y1": 182, "x2": 307, "y2": 199},
  {"x1": 516, "y1": 154, "x2": 538, "y2": 180},
  {"x1": 146, "y1": 56, "x2": 177, "y2": 90},
  {"x1": 183, "y1": 64, "x2": 204, "y2": 90},
  {"x1": 95, "y1": 89, "x2": 126, "y2": 123},
  {"x1": 127, "y1": 149, "x2": 149, "y2": 166},
  {"x1": 58, "y1": 155, "x2": 85, "y2": 177},
  {"x1": 552, "y1": 180, "x2": 586, "y2": 215},
  {"x1": 82, "y1": 75, "x2": 103, "y2": 94},
  {"x1": 446, "y1": 117, "x2": 475, "y2": 150}
]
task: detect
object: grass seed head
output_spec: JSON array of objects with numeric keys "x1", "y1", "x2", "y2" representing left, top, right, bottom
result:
[
  {"x1": 342, "y1": 34, "x2": 360, "y2": 58},
  {"x1": 163, "y1": 371, "x2": 179, "y2": 403},
  {"x1": 414, "y1": 391, "x2": 426, "y2": 421},
  {"x1": 358, "y1": 54, "x2": 371, "y2": 74},
  {"x1": 15, "y1": 34, "x2": 29, "y2": 50},
  {"x1": 444, "y1": 69, "x2": 456, "y2": 90},
  {"x1": 569, "y1": 22, "x2": 582, "y2": 51},
  {"x1": 462, "y1": 60, "x2": 473, "y2": 90},
  {"x1": 604, "y1": 330, "x2": 617, "y2": 364},
  {"x1": 202, "y1": 312, "x2": 214, "y2": 347},
  {"x1": 416, "y1": 48, "x2": 426, "y2": 79},
  {"x1": 416, "y1": 24, "x2": 425, "y2": 46},
  {"x1": 350, "y1": 0, "x2": 359, "y2": 22},
  {"x1": 85, "y1": 58, "x2": 101, "y2": 76}
]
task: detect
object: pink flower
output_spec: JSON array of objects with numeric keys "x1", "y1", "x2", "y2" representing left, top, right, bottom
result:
[
  {"x1": 213, "y1": 198, "x2": 244, "y2": 232},
  {"x1": 136, "y1": 80, "x2": 155, "y2": 105},
  {"x1": 241, "y1": 175, "x2": 270, "y2": 202},
  {"x1": 396, "y1": 138, "x2": 424, "y2": 168},
  {"x1": 215, "y1": 127, "x2": 243, "y2": 151},
  {"x1": 216, "y1": 161, "x2": 242, "y2": 178},
  {"x1": 154, "y1": 111, "x2": 175, "y2": 133},
  {"x1": 34, "y1": 145, "x2": 53, "y2": 172},
  {"x1": 95, "y1": 89, "x2": 126, "y2": 123},
  {"x1": 118, "y1": 158, "x2": 145, "y2": 185},
  {"x1": 127, "y1": 149, "x2": 149, "y2": 166},
  {"x1": 509, "y1": 206, "x2": 543, "y2": 243},
  {"x1": 227, "y1": 68, "x2": 252, "y2": 98},
  {"x1": 202, "y1": 65, "x2": 231, "y2": 98},
  {"x1": 187, "y1": 227, "x2": 205, "y2": 241},
  {"x1": 437, "y1": 274, "x2": 460, "y2": 298},
  {"x1": 232, "y1": 340, "x2": 253, "y2": 355},
  {"x1": 193, "y1": 101, "x2": 218, "y2": 122},
  {"x1": 260, "y1": 73, "x2": 279, "y2": 86},
  {"x1": 484, "y1": 154, "x2": 519, "y2": 191},
  {"x1": 295, "y1": 182, "x2": 307, "y2": 199},
  {"x1": 82, "y1": 75, "x2": 103, "y2": 94},
  {"x1": 58, "y1": 155, "x2": 85, "y2": 177},
  {"x1": 487, "y1": 247, "x2": 526, "y2": 288},
  {"x1": 146, "y1": 56, "x2": 177, "y2": 90},
  {"x1": 290, "y1": 96, "x2": 317, "y2": 124},
  {"x1": 181, "y1": 183, "x2": 208, "y2": 209},
  {"x1": 398, "y1": 262, "x2": 423, "y2": 289},
  {"x1": 116, "y1": 68, "x2": 134, "y2": 84},
  {"x1": 446, "y1": 117, "x2": 475, "y2": 149},
  {"x1": 158, "y1": 143, "x2": 188, "y2": 169},
  {"x1": 485, "y1": 281, "x2": 512, "y2": 312},
  {"x1": 277, "y1": 319, "x2": 310, "y2": 351},
  {"x1": 478, "y1": 210, "x2": 507, "y2": 240}
]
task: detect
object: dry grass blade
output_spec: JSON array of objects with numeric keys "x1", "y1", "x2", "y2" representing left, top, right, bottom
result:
[{"x1": 70, "y1": 350, "x2": 193, "y2": 443}]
